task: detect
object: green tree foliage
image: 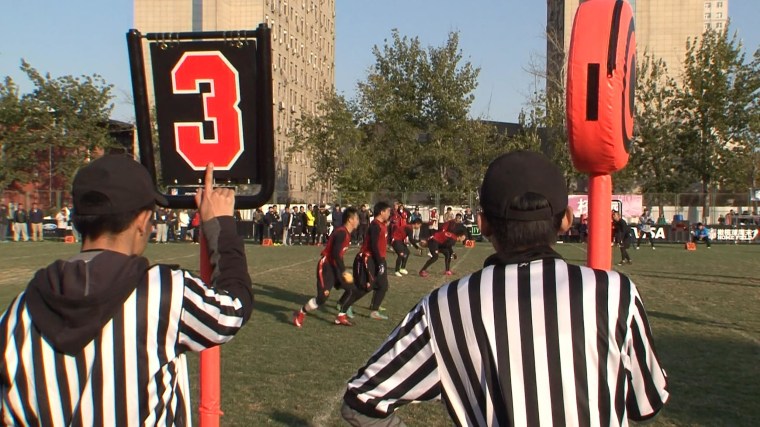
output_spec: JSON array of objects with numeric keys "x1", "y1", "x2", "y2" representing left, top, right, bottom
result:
[
  {"x1": 675, "y1": 28, "x2": 756, "y2": 212},
  {"x1": 624, "y1": 52, "x2": 685, "y2": 195},
  {"x1": 727, "y1": 47, "x2": 760, "y2": 193},
  {"x1": 514, "y1": 86, "x2": 580, "y2": 191},
  {"x1": 355, "y1": 30, "x2": 500, "y2": 194},
  {"x1": 289, "y1": 92, "x2": 367, "y2": 191},
  {"x1": 0, "y1": 78, "x2": 26, "y2": 190},
  {"x1": 747, "y1": 50, "x2": 760, "y2": 192},
  {"x1": 0, "y1": 61, "x2": 115, "y2": 191}
]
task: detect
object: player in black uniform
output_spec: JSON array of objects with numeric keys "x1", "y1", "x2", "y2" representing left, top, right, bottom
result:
[
  {"x1": 612, "y1": 211, "x2": 633, "y2": 265},
  {"x1": 293, "y1": 207, "x2": 359, "y2": 327}
]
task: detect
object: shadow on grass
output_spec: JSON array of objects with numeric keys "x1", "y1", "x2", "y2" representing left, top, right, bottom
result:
[
  {"x1": 266, "y1": 410, "x2": 310, "y2": 426},
  {"x1": 252, "y1": 282, "x2": 344, "y2": 326},
  {"x1": 632, "y1": 271, "x2": 760, "y2": 289},
  {"x1": 648, "y1": 310, "x2": 748, "y2": 333},
  {"x1": 656, "y1": 332, "x2": 760, "y2": 426}
]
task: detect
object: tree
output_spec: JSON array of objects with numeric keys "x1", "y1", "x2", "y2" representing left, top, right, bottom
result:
[
  {"x1": 675, "y1": 27, "x2": 756, "y2": 217},
  {"x1": 522, "y1": 34, "x2": 580, "y2": 191},
  {"x1": 627, "y1": 52, "x2": 685, "y2": 190},
  {"x1": 0, "y1": 77, "x2": 26, "y2": 191},
  {"x1": 355, "y1": 30, "x2": 497, "y2": 194},
  {"x1": 0, "y1": 61, "x2": 116, "y2": 192},
  {"x1": 724, "y1": 47, "x2": 760, "y2": 195},
  {"x1": 289, "y1": 92, "x2": 367, "y2": 191}
]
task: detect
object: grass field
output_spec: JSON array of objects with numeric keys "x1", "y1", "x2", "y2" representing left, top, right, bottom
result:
[{"x1": 0, "y1": 239, "x2": 758, "y2": 426}]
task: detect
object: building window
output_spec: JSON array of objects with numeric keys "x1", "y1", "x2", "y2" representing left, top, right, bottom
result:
[
  {"x1": 716, "y1": 12, "x2": 722, "y2": 18},
  {"x1": 716, "y1": 2, "x2": 723, "y2": 7},
  {"x1": 705, "y1": 2, "x2": 711, "y2": 8},
  {"x1": 716, "y1": 22, "x2": 723, "y2": 28},
  {"x1": 705, "y1": 13, "x2": 711, "y2": 18}
]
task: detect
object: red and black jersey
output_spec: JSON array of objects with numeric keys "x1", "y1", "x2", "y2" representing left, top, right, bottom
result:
[
  {"x1": 390, "y1": 208, "x2": 408, "y2": 226},
  {"x1": 442, "y1": 219, "x2": 460, "y2": 232},
  {"x1": 431, "y1": 228, "x2": 458, "y2": 247},
  {"x1": 392, "y1": 224, "x2": 414, "y2": 243},
  {"x1": 322, "y1": 227, "x2": 351, "y2": 272},
  {"x1": 360, "y1": 219, "x2": 387, "y2": 265}
]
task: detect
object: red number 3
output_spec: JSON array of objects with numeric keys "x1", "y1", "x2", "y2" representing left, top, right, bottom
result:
[{"x1": 172, "y1": 51, "x2": 244, "y2": 170}]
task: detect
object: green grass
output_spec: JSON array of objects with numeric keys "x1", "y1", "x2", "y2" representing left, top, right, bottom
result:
[{"x1": 0, "y1": 240, "x2": 758, "y2": 426}]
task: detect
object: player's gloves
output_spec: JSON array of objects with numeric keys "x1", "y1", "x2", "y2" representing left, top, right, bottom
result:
[
  {"x1": 452, "y1": 252, "x2": 458, "y2": 260},
  {"x1": 377, "y1": 263, "x2": 385, "y2": 276}
]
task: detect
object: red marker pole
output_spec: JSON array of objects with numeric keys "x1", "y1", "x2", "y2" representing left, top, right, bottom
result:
[
  {"x1": 198, "y1": 229, "x2": 222, "y2": 427},
  {"x1": 587, "y1": 174, "x2": 612, "y2": 270}
]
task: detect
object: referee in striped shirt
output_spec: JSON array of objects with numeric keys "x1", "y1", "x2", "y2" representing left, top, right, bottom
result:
[
  {"x1": 0, "y1": 155, "x2": 253, "y2": 426},
  {"x1": 341, "y1": 151, "x2": 669, "y2": 426}
]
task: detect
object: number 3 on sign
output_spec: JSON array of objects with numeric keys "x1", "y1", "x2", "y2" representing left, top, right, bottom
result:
[{"x1": 172, "y1": 51, "x2": 244, "y2": 170}]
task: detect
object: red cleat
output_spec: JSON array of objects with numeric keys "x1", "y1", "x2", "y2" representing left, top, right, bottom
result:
[
  {"x1": 419, "y1": 270, "x2": 429, "y2": 277},
  {"x1": 444, "y1": 270, "x2": 453, "y2": 276},
  {"x1": 334, "y1": 314, "x2": 353, "y2": 326},
  {"x1": 292, "y1": 311, "x2": 305, "y2": 328}
]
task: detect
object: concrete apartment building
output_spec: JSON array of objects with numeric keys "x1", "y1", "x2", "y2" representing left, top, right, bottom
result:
[
  {"x1": 546, "y1": 0, "x2": 729, "y2": 92},
  {"x1": 134, "y1": 0, "x2": 336, "y2": 198}
]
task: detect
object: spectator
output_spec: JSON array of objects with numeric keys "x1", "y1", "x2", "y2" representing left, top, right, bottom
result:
[
  {"x1": 282, "y1": 205, "x2": 292, "y2": 245},
  {"x1": 356, "y1": 204, "x2": 371, "y2": 245},
  {"x1": 12, "y1": 202, "x2": 29, "y2": 242},
  {"x1": 166, "y1": 208, "x2": 177, "y2": 241},
  {"x1": 0, "y1": 200, "x2": 9, "y2": 243},
  {"x1": 306, "y1": 204, "x2": 317, "y2": 244},
  {"x1": 253, "y1": 207, "x2": 264, "y2": 244},
  {"x1": 637, "y1": 208, "x2": 655, "y2": 250},
  {"x1": 410, "y1": 207, "x2": 422, "y2": 243},
  {"x1": 316, "y1": 205, "x2": 329, "y2": 245},
  {"x1": 55, "y1": 209, "x2": 68, "y2": 240},
  {"x1": 271, "y1": 205, "x2": 281, "y2": 243},
  {"x1": 332, "y1": 203, "x2": 343, "y2": 233},
  {"x1": 29, "y1": 203, "x2": 45, "y2": 242},
  {"x1": 154, "y1": 207, "x2": 169, "y2": 243},
  {"x1": 442, "y1": 206, "x2": 455, "y2": 223},
  {"x1": 178, "y1": 209, "x2": 190, "y2": 241},
  {"x1": 264, "y1": 206, "x2": 277, "y2": 241},
  {"x1": 725, "y1": 209, "x2": 735, "y2": 226},
  {"x1": 292, "y1": 206, "x2": 305, "y2": 245},
  {"x1": 299, "y1": 206, "x2": 309, "y2": 244},
  {"x1": 428, "y1": 206, "x2": 439, "y2": 232},
  {"x1": 578, "y1": 213, "x2": 589, "y2": 243},
  {"x1": 462, "y1": 207, "x2": 475, "y2": 225},
  {"x1": 409, "y1": 206, "x2": 421, "y2": 223}
]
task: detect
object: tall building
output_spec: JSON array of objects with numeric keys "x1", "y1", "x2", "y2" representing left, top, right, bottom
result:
[
  {"x1": 547, "y1": 0, "x2": 729, "y2": 92},
  {"x1": 134, "y1": 0, "x2": 336, "y2": 197}
]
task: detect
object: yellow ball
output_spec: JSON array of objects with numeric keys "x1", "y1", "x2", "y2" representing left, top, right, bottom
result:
[{"x1": 342, "y1": 271, "x2": 354, "y2": 284}]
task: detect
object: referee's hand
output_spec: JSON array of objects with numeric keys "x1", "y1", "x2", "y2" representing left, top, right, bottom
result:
[{"x1": 194, "y1": 163, "x2": 235, "y2": 222}]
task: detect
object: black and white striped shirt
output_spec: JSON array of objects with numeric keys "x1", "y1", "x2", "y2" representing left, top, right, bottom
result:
[
  {"x1": 0, "y1": 217, "x2": 253, "y2": 426},
  {"x1": 344, "y1": 255, "x2": 669, "y2": 426}
]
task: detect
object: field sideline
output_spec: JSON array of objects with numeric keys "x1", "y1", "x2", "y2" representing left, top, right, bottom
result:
[{"x1": 0, "y1": 240, "x2": 758, "y2": 426}]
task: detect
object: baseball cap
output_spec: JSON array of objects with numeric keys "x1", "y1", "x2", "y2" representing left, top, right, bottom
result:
[
  {"x1": 73, "y1": 154, "x2": 168, "y2": 215},
  {"x1": 480, "y1": 151, "x2": 568, "y2": 221}
]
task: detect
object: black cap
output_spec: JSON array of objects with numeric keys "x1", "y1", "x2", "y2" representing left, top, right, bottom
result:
[
  {"x1": 73, "y1": 154, "x2": 168, "y2": 215},
  {"x1": 480, "y1": 151, "x2": 568, "y2": 221}
]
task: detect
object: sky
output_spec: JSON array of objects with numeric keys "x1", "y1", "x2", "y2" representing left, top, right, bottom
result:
[{"x1": 1, "y1": 1, "x2": 759, "y2": 124}]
